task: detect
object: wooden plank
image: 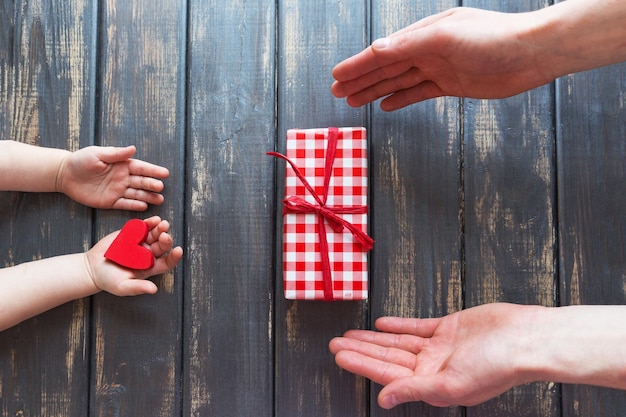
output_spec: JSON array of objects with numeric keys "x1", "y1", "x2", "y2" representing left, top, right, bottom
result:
[
  {"x1": 0, "y1": 1, "x2": 96, "y2": 416},
  {"x1": 462, "y1": 1, "x2": 560, "y2": 415},
  {"x1": 275, "y1": 1, "x2": 369, "y2": 415},
  {"x1": 463, "y1": 98, "x2": 560, "y2": 417},
  {"x1": 368, "y1": 1, "x2": 463, "y2": 416},
  {"x1": 90, "y1": 1, "x2": 186, "y2": 415},
  {"x1": 557, "y1": 62, "x2": 626, "y2": 416},
  {"x1": 183, "y1": 1, "x2": 276, "y2": 415}
]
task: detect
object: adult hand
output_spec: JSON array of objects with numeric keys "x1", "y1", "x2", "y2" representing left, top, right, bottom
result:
[
  {"x1": 57, "y1": 145, "x2": 170, "y2": 211},
  {"x1": 332, "y1": 7, "x2": 557, "y2": 110},
  {"x1": 329, "y1": 303, "x2": 543, "y2": 408}
]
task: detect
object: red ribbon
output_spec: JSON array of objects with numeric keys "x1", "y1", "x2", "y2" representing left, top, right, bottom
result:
[{"x1": 268, "y1": 127, "x2": 374, "y2": 301}]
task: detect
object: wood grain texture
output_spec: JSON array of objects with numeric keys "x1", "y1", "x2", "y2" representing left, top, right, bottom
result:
[
  {"x1": 463, "y1": 97, "x2": 560, "y2": 417},
  {"x1": 369, "y1": 1, "x2": 463, "y2": 416},
  {"x1": 0, "y1": 1, "x2": 96, "y2": 416},
  {"x1": 184, "y1": 0, "x2": 276, "y2": 415},
  {"x1": 275, "y1": 1, "x2": 369, "y2": 416},
  {"x1": 462, "y1": 0, "x2": 559, "y2": 415},
  {"x1": 90, "y1": 0, "x2": 186, "y2": 416},
  {"x1": 557, "y1": 64, "x2": 626, "y2": 417},
  {"x1": 1, "y1": 0, "x2": 626, "y2": 416}
]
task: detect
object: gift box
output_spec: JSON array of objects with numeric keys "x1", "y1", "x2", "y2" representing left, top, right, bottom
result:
[{"x1": 268, "y1": 127, "x2": 373, "y2": 301}]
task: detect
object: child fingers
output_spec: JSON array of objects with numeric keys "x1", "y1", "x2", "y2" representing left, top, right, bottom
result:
[
  {"x1": 143, "y1": 220, "x2": 170, "y2": 246},
  {"x1": 129, "y1": 175, "x2": 165, "y2": 193},
  {"x1": 151, "y1": 246, "x2": 183, "y2": 275},
  {"x1": 119, "y1": 188, "x2": 165, "y2": 208},
  {"x1": 128, "y1": 159, "x2": 170, "y2": 179},
  {"x1": 151, "y1": 232, "x2": 174, "y2": 257},
  {"x1": 115, "y1": 279, "x2": 158, "y2": 296}
]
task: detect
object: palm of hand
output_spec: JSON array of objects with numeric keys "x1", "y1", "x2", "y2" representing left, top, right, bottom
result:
[
  {"x1": 70, "y1": 156, "x2": 131, "y2": 208},
  {"x1": 86, "y1": 229, "x2": 156, "y2": 296},
  {"x1": 400, "y1": 306, "x2": 523, "y2": 406},
  {"x1": 56, "y1": 146, "x2": 166, "y2": 211},
  {"x1": 85, "y1": 217, "x2": 180, "y2": 296},
  {"x1": 331, "y1": 303, "x2": 528, "y2": 407}
]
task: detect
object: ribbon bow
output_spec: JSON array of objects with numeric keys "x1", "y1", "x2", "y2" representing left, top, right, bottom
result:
[{"x1": 268, "y1": 127, "x2": 374, "y2": 301}]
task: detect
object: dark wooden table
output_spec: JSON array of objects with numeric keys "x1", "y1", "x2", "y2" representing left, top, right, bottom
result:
[{"x1": 1, "y1": 0, "x2": 625, "y2": 416}]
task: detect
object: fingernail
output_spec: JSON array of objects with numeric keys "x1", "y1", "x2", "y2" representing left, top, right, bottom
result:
[
  {"x1": 372, "y1": 37, "x2": 390, "y2": 49},
  {"x1": 381, "y1": 394, "x2": 398, "y2": 409}
]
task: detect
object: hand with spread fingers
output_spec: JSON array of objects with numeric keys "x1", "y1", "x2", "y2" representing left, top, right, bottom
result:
[
  {"x1": 0, "y1": 141, "x2": 181, "y2": 331},
  {"x1": 330, "y1": 0, "x2": 626, "y2": 408},
  {"x1": 0, "y1": 140, "x2": 169, "y2": 211},
  {"x1": 56, "y1": 145, "x2": 169, "y2": 211},
  {"x1": 330, "y1": 303, "x2": 626, "y2": 408}
]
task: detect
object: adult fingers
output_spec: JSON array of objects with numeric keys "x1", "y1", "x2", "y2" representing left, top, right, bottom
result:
[
  {"x1": 379, "y1": 81, "x2": 444, "y2": 110},
  {"x1": 378, "y1": 374, "x2": 454, "y2": 409},
  {"x1": 333, "y1": 349, "x2": 414, "y2": 386},
  {"x1": 333, "y1": 8, "x2": 454, "y2": 84},
  {"x1": 332, "y1": 36, "x2": 412, "y2": 84},
  {"x1": 329, "y1": 336, "x2": 417, "y2": 370},
  {"x1": 332, "y1": 59, "x2": 413, "y2": 98},
  {"x1": 375, "y1": 316, "x2": 442, "y2": 338},
  {"x1": 343, "y1": 67, "x2": 426, "y2": 107},
  {"x1": 336, "y1": 328, "x2": 427, "y2": 354}
]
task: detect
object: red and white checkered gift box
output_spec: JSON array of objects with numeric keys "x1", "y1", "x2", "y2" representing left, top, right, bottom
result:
[{"x1": 268, "y1": 127, "x2": 373, "y2": 301}]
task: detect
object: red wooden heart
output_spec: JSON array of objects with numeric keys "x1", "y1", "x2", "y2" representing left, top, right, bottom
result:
[{"x1": 104, "y1": 219, "x2": 154, "y2": 270}]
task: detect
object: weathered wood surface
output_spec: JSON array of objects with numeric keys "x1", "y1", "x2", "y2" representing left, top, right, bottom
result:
[
  {"x1": 1, "y1": 0, "x2": 626, "y2": 416},
  {"x1": 0, "y1": 1, "x2": 95, "y2": 416},
  {"x1": 91, "y1": 1, "x2": 186, "y2": 416},
  {"x1": 462, "y1": 0, "x2": 560, "y2": 414},
  {"x1": 184, "y1": 0, "x2": 275, "y2": 415},
  {"x1": 557, "y1": 61, "x2": 626, "y2": 416},
  {"x1": 369, "y1": 0, "x2": 463, "y2": 416},
  {"x1": 275, "y1": 2, "x2": 368, "y2": 416}
]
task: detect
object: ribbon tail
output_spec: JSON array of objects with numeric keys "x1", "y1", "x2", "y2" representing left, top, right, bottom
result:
[
  {"x1": 267, "y1": 151, "x2": 324, "y2": 206},
  {"x1": 319, "y1": 207, "x2": 375, "y2": 251}
]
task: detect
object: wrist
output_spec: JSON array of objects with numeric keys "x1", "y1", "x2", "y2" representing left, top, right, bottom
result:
[
  {"x1": 504, "y1": 305, "x2": 555, "y2": 385},
  {"x1": 517, "y1": 305, "x2": 626, "y2": 389},
  {"x1": 54, "y1": 150, "x2": 73, "y2": 195},
  {"x1": 526, "y1": 0, "x2": 626, "y2": 79},
  {"x1": 82, "y1": 251, "x2": 103, "y2": 294},
  {"x1": 514, "y1": 305, "x2": 563, "y2": 384}
]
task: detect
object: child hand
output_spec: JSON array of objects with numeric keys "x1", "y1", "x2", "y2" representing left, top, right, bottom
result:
[
  {"x1": 56, "y1": 145, "x2": 170, "y2": 211},
  {"x1": 85, "y1": 216, "x2": 183, "y2": 296}
]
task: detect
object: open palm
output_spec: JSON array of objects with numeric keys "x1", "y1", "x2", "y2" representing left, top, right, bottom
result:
[
  {"x1": 57, "y1": 146, "x2": 169, "y2": 211},
  {"x1": 329, "y1": 303, "x2": 538, "y2": 408}
]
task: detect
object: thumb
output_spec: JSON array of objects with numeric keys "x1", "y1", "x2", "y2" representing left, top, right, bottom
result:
[
  {"x1": 112, "y1": 279, "x2": 158, "y2": 296},
  {"x1": 370, "y1": 33, "x2": 417, "y2": 62},
  {"x1": 98, "y1": 145, "x2": 137, "y2": 164},
  {"x1": 371, "y1": 37, "x2": 393, "y2": 51},
  {"x1": 369, "y1": 37, "x2": 405, "y2": 63},
  {"x1": 378, "y1": 375, "x2": 449, "y2": 409}
]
